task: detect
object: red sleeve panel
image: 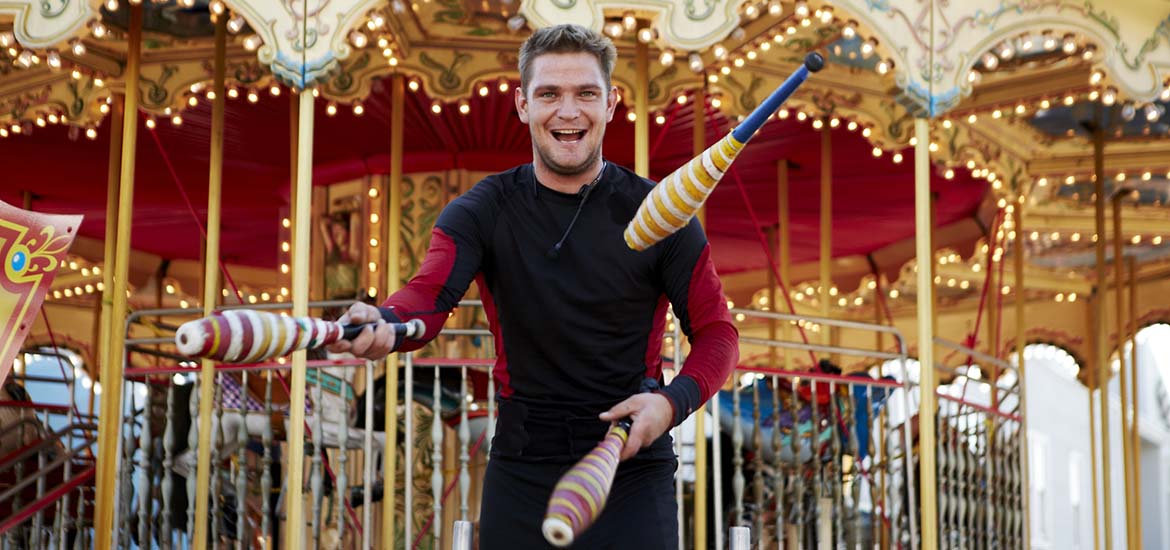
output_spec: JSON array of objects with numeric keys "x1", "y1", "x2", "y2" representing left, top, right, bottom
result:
[{"x1": 654, "y1": 220, "x2": 739, "y2": 427}]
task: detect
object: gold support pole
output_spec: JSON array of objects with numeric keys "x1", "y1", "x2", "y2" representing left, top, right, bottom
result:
[
  {"x1": 383, "y1": 72, "x2": 405, "y2": 549},
  {"x1": 634, "y1": 31, "x2": 649, "y2": 178},
  {"x1": 779, "y1": 159, "x2": 791, "y2": 372},
  {"x1": 1088, "y1": 301, "x2": 1102, "y2": 550},
  {"x1": 1092, "y1": 109, "x2": 1114, "y2": 550},
  {"x1": 1128, "y1": 256, "x2": 1141, "y2": 550},
  {"x1": 285, "y1": 89, "x2": 316, "y2": 550},
  {"x1": 1014, "y1": 198, "x2": 1032, "y2": 548},
  {"x1": 191, "y1": 16, "x2": 227, "y2": 548},
  {"x1": 94, "y1": 6, "x2": 141, "y2": 548},
  {"x1": 691, "y1": 84, "x2": 708, "y2": 550},
  {"x1": 914, "y1": 118, "x2": 939, "y2": 550},
  {"x1": 1113, "y1": 193, "x2": 1135, "y2": 548},
  {"x1": 820, "y1": 127, "x2": 832, "y2": 350},
  {"x1": 95, "y1": 93, "x2": 124, "y2": 425}
]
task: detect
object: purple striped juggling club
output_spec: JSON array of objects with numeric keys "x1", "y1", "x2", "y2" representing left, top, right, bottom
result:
[{"x1": 542, "y1": 418, "x2": 632, "y2": 547}]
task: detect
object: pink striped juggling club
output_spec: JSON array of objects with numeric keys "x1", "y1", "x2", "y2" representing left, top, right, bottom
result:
[
  {"x1": 542, "y1": 418, "x2": 633, "y2": 547},
  {"x1": 624, "y1": 52, "x2": 825, "y2": 251},
  {"x1": 174, "y1": 309, "x2": 425, "y2": 363}
]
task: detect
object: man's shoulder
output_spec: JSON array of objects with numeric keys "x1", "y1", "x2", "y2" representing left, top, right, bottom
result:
[
  {"x1": 452, "y1": 165, "x2": 528, "y2": 208},
  {"x1": 603, "y1": 162, "x2": 656, "y2": 198}
]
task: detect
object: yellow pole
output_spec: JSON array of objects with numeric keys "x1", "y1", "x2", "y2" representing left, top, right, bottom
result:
[
  {"x1": 1113, "y1": 193, "x2": 1135, "y2": 547},
  {"x1": 284, "y1": 89, "x2": 316, "y2": 549},
  {"x1": 690, "y1": 83, "x2": 709, "y2": 550},
  {"x1": 914, "y1": 118, "x2": 939, "y2": 550},
  {"x1": 1092, "y1": 108, "x2": 1114, "y2": 550},
  {"x1": 1086, "y1": 300, "x2": 1102, "y2": 550},
  {"x1": 94, "y1": 6, "x2": 141, "y2": 548},
  {"x1": 820, "y1": 127, "x2": 831, "y2": 350},
  {"x1": 191, "y1": 16, "x2": 226, "y2": 548},
  {"x1": 634, "y1": 30, "x2": 649, "y2": 178},
  {"x1": 1014, "y1": 198, "x2": 1032, "y2": 548},
  {"x1": 95, "y1": 92, "x2": 124, "y2": 428},
  {"x1": 693, "y1": 85, "x2": 707, "y2": 229},
  {"x1": 383, "y1": 72, "x2": 405, "y2": 548},
  {"x1": 1128, "y1": 256, "x2": 1141, "y2": 550}
]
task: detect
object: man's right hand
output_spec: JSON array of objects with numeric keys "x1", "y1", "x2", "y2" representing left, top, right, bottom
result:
[{"x1": 324, "y1": 302, "x2": 399, "y2": 360}]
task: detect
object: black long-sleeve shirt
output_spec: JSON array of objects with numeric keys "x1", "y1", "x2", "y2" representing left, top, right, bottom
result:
[{"x1": 379, "y1": 162, "x2": 738, "y2": 429}]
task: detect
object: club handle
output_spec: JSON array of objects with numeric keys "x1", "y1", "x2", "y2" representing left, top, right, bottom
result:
[
  {"x1": 731, "y1": 52, "x2": 825, "y2": 143},
  {"x1": 340, "y1": 318, "x2": 426, "y2": 342}
]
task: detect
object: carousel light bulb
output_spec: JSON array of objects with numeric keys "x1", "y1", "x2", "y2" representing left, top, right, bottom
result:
[
  {"x1": 1090, "y1": 70, "x2": 1104, "y2": 85},
  {"x1": 1065, "y1": 175, "x2": 1075, "y2": 185},
  {"x1": 829, "y1": 117, "x2": 840, "y2": 128},
  {"x1": 93, "y1": 77, "x2": 104, "y2": 87},
  {"x1": 744, "y1": 4, "x2": 759, "y2": 19},
  {"x1": 820, "y1": 7, "x2": 833, "y2": 23},
  {"x1": 637, "y1": 28, "x2": 654, "y2": 43},
  {"x1": 206, "y1": 90, "x2": 216, "y2": 100},
  {"x1": 778, "y1": 108, "x2": 789, "y2": 119},
  {"x1": 1063, "y1": 95, "x2": 1075, "y2": 106},
  {"x1": 981, "y1": 52, "x2": 998, "y2": 70},
  {"x1": 247, "y1": 90, "x2": 259, "y2": 103},
  {"x1": 655, "y1": 114, "x2": 666, "y2": 125},
  {"x1": 846, "y1": 120, "x2": 857, "y2": 131},
  {"x1": 269, "y1": 84, "x2": 280, "y2": 96},
  {"x1": 46, "y1": 51, "x2": 62, "y2": 70},
  {"x1": 1102, "y1": 88, "x2": 1116, "y2": 106},
  {"x1": 626, "y1": 111, "x2": 637, "y2": 122},
  {"x1": 506, "y1": 15, "x2": 526, "y2": 32},
  {"x1": 349, "y1": 30, "x2": 368, "y2": 49},
  {"x1": 992, "y1": 42, "x2": 1013, "y2": 60},
  {"x1": 1040, "y1": 99, "x2": 1051, "y2": 109},
  {"x1": 812, "y1": 119, "x2": 823, "y2": 129},
  {"x1": 768, "y1": 0, "x2": 782, "y2": 16},
  {"x1": 759, "y1": 41, "x2": 770, "y2": 52},
  {"x1": 688, "y1": 53, "x2": 703, "y2": 73},
  {"x1": 369, "y1": 13, "x2": 385, "y2": 28},
  {"x1": 733, "y1": 57, "x2": 744, "y2": 68},
  {"x1": 227, "y1": 87, "x2": 239, "y2": 99},
  {"x1": 872, "y1": 147, "x2": 883, "y2": 157},
  {"x1": 325, "y1": 102, "x2": 337, "y2": 116},
  {"x1": 71, "y1": 41, "x2": 86, "y2": 56},
  {"x1": 746, "y1": 50, "x2": 757, "y2": 61},
  {"x1": 243, "y1": 35, "x2": 262, "y2": 51},
  {"x1": 1082, "y1": 45, "x2": 1096, "y2": 60},
  {"x1": 1161, "y1": 86, "x2": 1170, "y2": 102},
  {"x1": 892, "y1": 152, "x2": 903, "y2": 163},
  {"x1": 720, "y1": 65, "x2": 730, "y2": 75},
  {"x1": 1153, "y1": 236, "x2": 1163, "y2": 245},
  {"x1": 145, "y1": 117, "x2": 156, "y2": 129},
  {"x1": 209, "y1": 0, "x2": 224, "y2": 15},
  {"x1": 227, "y1": 14, "x2": 246, "y2": 34},
  {"x1": 795, "y1": 111, "x2": 806, "y2": 121},
  {"x1": 794, "y1": 1, "x2": 809, "y2": 18},
  {"x1": 498, "y1": 78, "x2": 509, "y2": 93},
  {"x1": 171, "y1": 115, "x2": 183, "y2": 126},
  {"x1": 1144, "y1": 103, "x2": 1163, "y2": 122},
  {"x1": 622, "y1": 12, "x2": 637, "y2": 31},
  {"x1": 1061, "y1": 34, "x2": 1077, "y2": 54},
  {"x1": 1015, "y1": 104, "x2": 1026, "y2": 114},
  {"x1": 944, "y1": 169, "x2": 955, "y2": 179},
  {"x1": 967, "y1": 70, "x2": 981, "y2": 84},
  {"x1": 968, "y1": 113, "x2": 978, "y2": 123},
  {"x1": 710, "y1": 97, "x2": 722, "y2": 109},
  {"x1": 861, "y1": 127, "x2": 872, "y2": 137},
  {"x1": 1042, "y1": 32, "x2": 1057, "y2": 51},
  {"x1": 458, "y1": 100, "x2": 470, "y2": 115},
  {"x1": 99, "y1": 103, "x2": 110, "y2": 114},
  {"x1": 876, "y1": 60, "x2": 890, "y2": 74},
  {"x1": 431, "y1": 101, "x2": 442, "y2": 115},
  {"x1": 92, "y1": 23, "x2": 107, "y2": 38},
  {"x1": 105, "y1": 0, "x2": 118, "y2": 10},
  {"x1": 712, "y1": 44, "x2": 727, "y2": 60},
  {"x1": 188, "y1": 96, "x2": 198, "y2": 107},
  {"x1": 861, "y1": 39, "x2": 877, "y2": 57},
  {"x1": 48, "y1": 114, "x2": 58, "y2": 124},
  {"x1": 85, "y1": 127, "x2": 97, "y2": 139},
  {"x1": 0, "y1": 32, "x2": 12, "y2": 47},
  {"x1": 659, "y1": 50, "x2": 674, "y2": 66},
  {"x1": 604, "y1": 22, "x2": 623, "y2": 39}
]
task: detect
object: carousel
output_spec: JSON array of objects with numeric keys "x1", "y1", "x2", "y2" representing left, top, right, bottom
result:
[{"x1": 1, "y1": 0, "x2": 1169, "y2": 548}]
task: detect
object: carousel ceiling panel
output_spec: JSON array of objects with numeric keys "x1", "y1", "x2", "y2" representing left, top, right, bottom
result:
[
  {"x1": 519, "y1": 0, "x2": 745, "y2": 52},
  {"x1": 833, "y1": 0, "x2": 1170, "y2": 115},
  {"x1": 0, "y1": 0, "x2": 98, "y2": 49}
]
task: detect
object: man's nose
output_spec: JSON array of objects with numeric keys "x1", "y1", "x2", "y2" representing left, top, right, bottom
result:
[{"x1": 556, "y1": 97, "x2": 581, "y2": 118}]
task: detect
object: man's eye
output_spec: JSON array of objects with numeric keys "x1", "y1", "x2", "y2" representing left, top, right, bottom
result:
[
  {"x1": 541, "y1": 92, "x2": 556, "y2": 99},
  {"x1": 581, "y1": 91, "x2": 596, "y2": 98}
]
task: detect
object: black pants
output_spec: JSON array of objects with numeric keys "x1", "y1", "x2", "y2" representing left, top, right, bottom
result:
[{"x1": 478, "y1": 456, "x2": 679, "y2": 549}]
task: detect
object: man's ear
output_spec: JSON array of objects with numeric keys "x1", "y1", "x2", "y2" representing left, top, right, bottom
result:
[
  {"x1": 605, "y1": 85, "x2": 618, "y2": 123},
  {"x1": 515, "y1": 86, "x2": 529, "y2": 124}
]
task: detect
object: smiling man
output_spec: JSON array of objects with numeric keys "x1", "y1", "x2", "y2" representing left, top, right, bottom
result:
[{"x1": 328, "y1": 24, "x2": 738, "y2": 548}]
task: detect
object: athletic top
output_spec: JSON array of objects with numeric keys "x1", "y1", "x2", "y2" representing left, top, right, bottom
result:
[{"x1": 379, "y1": 162, "x2": 738, "y2": 429}]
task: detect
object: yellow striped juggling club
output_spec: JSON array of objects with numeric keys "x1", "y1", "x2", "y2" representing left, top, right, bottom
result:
[
  {"x1": 174, "y1": 309, "x2": 425, "y2": 363},
  {"x1": 624, "y1": 52, "x2": 825, "y2": 251},
  {"x1": 542, "y1": 418, "x2": 632, "y2": 547}
]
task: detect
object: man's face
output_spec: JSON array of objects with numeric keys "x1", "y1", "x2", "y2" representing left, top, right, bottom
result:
[{"x1": 516, "y1": 52, "x2": 618, "y2": 177}]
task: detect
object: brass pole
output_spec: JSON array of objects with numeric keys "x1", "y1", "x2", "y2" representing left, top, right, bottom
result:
[
  {"x1": 691, "y1": 83, "x2": 708, "y2": 550},
  {"x1": 1014, "y1": 198, "x2": 1032, "y2": 548},
  {"x1": 634, "y1": 27, "x2": 649, "y2": 178},
  {"x1": 94, "y1": 6, "x2": 141, "y2": 548},
  {"x1": 914, "y1": 118, "x2": 939, "y2": 550},
  {"x1": 1113, "y1": 193, "x2": 1135, "y2": 547},
  {"x1": 95, "y1": 93, "x2": 124, "y2": 425},
  {"x1": 820, "y1": 127, "x2": 832, "y2": 352},
  {"x1": 1092, "y1": 107, "x2": 1114, "y2": 550},
  {"x1": 1128, "y1": 256, "x2": 1141, "y2": 550},
  {"x1": 284, "y1": 89, "x2": 316, "y2": 549},
  {"x1": 383, "y1": 72, "x2": 405, "y2": 548},
  {"x1": 192, "y1": 15, "x2": 227, "y2": 548}
]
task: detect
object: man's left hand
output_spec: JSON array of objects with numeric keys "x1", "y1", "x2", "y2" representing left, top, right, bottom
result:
[{"x1": 599, "y1": 393, "x2": 673, "y2": 461}]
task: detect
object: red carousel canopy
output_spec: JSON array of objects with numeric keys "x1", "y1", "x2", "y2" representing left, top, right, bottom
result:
[{"x1": 1, "y1": 77, "x2": 989, "y2": 280}]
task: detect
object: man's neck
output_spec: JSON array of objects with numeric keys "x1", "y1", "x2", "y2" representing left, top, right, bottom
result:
[{"x1": 533, "y1": 159, "x2": 604, "y2": 194}]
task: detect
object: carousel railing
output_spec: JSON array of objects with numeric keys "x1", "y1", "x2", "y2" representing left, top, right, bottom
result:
[
  {"x1": 115, "y1": 300, "x2": 496, "y2": 549},
  {"x1": 725, "y1": 307, "x2": 920, "y2": 550},
  {"x1": 0, "y1": 399, "x2": 97, "y2": 549},
  {"x1": 932, "y1": 337, "x2": 1024, "y2": 550}
]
